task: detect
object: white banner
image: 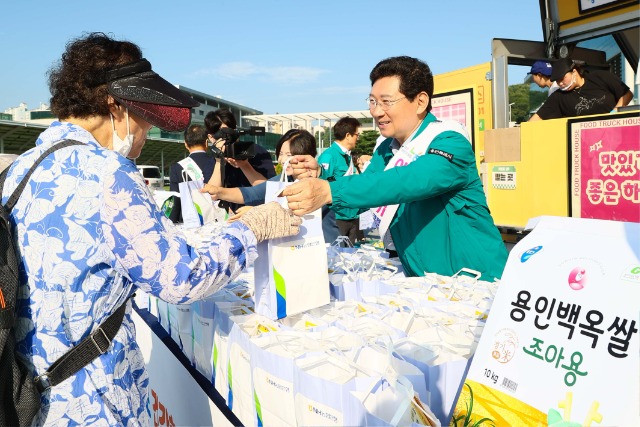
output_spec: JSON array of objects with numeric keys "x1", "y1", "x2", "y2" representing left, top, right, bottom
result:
[{"x1": 133, "y1": 310, "x2": 235, "y2": 427}]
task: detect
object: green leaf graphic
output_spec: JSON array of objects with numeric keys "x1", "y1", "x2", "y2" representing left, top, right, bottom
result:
[{"x1": 273, "y1": 267, "x2": 286, "y2": 299}]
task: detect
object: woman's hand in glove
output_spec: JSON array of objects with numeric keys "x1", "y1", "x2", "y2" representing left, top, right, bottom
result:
[{"x1": 238, "y1": 202, "x2": 302, "y2": 242}]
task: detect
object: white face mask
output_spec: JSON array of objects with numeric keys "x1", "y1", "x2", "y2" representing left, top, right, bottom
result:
[
  {"x1": 110, "y1": 108, "x2": 134, "y2": 157},
  {"x1": 560, "y1": 72, "x2": 576, "y2": 92}
]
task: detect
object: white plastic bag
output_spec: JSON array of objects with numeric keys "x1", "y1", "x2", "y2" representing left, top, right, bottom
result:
[
  {"x1": 178, "y1": 170, "x2": 216, "y2": 229},
  {"x1": 226, "y1": 314, "x2": 280, "y2": 427},
  {"x1": 253, "y1": 166, "x2": 329, "y2": 319}
]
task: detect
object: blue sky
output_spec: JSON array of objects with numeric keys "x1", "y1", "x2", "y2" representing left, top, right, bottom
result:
[{"x1": 0, "y1": 0, "x2": 544, "y2": 115}]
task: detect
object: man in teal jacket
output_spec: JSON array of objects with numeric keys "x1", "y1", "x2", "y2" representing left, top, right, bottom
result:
[
  {"x1": 318, "y1": 117, "x2": 364, "y2": 244},
  {"x1": 283, "y1": 56, "x2": 507, "y2": 281}
]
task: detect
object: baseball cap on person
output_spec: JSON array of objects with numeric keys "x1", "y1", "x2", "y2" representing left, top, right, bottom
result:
[
  {"x1": 528, "y1": 61, "x2": 553, "y2": 77},
  {"x1": 550, "y1": 58, "x2": 575, "y2": 82},
  {"x1": 99, "y1": 59, "x2": 200, "y2": 132}
]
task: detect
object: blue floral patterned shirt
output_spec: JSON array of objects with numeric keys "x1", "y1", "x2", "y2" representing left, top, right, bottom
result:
[{"x1": 2, "y1": 122, "x2": 257, "y2": 426}]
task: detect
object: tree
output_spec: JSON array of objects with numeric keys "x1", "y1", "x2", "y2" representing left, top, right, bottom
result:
[
  {"x1": 529, "y1": 90, "x2": 548, "y2": 117},
  {"x1": 316, "y1": 118, "x2": 377, "y2": 153},
  {"x1": 507, "y1": 83, "x2": 531, "y2": 123},
  {"x1": 314, "y1": 128, "x2": 331, "y2": 150},
  {"x1": 353, "y1": 130, "x2": 379, "y2": 156},
  {"x1": 508, "y1": 82, "x2": 550, "y2": 123}
]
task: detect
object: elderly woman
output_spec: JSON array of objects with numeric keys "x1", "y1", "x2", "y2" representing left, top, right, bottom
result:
[{"x1": 0, "y1": 32, "x2": 299, "y2": 426}]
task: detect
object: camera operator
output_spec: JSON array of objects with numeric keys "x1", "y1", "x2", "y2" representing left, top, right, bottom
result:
[{"x1": 204, "y1": 109, "x2": 275, "y2": 213}]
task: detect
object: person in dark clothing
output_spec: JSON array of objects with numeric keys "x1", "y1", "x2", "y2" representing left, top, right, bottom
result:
[
  {"x1": 169, "y1": 123, "x2": 216, "y2": 192},
  {"x1": 529, "y1": 58, "x2": 632, "y2": 121},
  {"x1": 204, "y1": 109, "x2": 276, "y2": 213}
]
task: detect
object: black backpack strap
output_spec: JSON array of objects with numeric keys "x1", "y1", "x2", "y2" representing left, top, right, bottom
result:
[
  {"x1": 34, "y1": 299, "x2": 129, "y2": 392},
  {"x1": 1, "y1": 140, "x2": 85, "y2": 211},
  {"x1": 0, "y1": 140, "x2": 86, "y2": 323},
  {"x1": 0, "y1": 139, "x2": 130, "y2": 393}
]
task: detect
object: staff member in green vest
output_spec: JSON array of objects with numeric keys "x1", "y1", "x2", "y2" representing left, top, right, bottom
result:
[
  {"x1": 318, "y1": 117, "x2": 364, "y2": 245},
  {"x1": 282, "y1": 56, "x2": 507, "y2": 281}
]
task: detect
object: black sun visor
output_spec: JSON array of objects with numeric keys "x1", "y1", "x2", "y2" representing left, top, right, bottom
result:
[{"x1": 102, "y1": 59, "x2": 200, "y2": 132}]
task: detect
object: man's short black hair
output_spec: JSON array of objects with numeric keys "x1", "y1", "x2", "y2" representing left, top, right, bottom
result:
[
  {"x1": 184, "y1": 123, "x2": 208, "y2": 147},
  {"x1": 333, "y1": 117, "x2": 361, "y2": 141}
]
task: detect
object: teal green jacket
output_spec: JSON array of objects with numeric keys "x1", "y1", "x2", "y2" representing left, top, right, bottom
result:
[
  {"x1": 318, "y1": 142, "x2": 360, "y2": 220},
  {"x1": 328, "y1": 114, "x2": 507, "y2": 281}
]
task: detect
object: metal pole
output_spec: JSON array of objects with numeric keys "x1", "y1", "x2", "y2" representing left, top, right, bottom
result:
[{"x1": 160, "y1": 149, "x2": 165, "y2": 180}]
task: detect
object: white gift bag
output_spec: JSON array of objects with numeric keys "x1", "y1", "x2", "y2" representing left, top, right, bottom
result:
[
  {"x1": 156, "y1": 298, "x2": 170, "y2": 333},
  {"x1": 312, "y1": 326, "x2": 366, "y2": 352},
  {"x1": 394, "y1": 337, "x2": 471, "y2": 425},
  {"x1": 329, "y1": 271, "x2": 349, "y2": 301},
  {"x1": 253, "y1": 168, "x2": 329, "y2": 319},
  {"x1": 212, "y1": 300, "x2": 254, "y2": 401},
  {"x1": 178, "y1": 170, "x2": 217, "y2": 229},
  {"x1": 328, "y1": 300, "x2": 393, "y2": 321},
  {"x1": 410, "y1": 320, "x2": 479, "y2": 358},
  {"x1": 191, "y1": 296, "x2": 220, "y2": 378},
  {"x1": 380, "y1": 309, "x2": 435, "y2": 337},
  {"x1": 293, "y1": 352, "x2": 370, "y2": 426},
  {"x1": 277, "y1": 301, "x2": 369, "y2": 332},
  {"x1": 166, "y1": 303, "x2": 182, "y2": 347},
  {"x1": 353, "y1": 376, "x2": 440, "y2": 427},
  {"x1": 226, "y1": 314, "x2": 280, "y2": 427},
  {"x1": 292, "y1": 345, "x2": 433, "y2": 426},
  {"x1": 176, "y1": 304, "x2": 194, "y2": 365},
  {"x1": 342, "y1": 278, "x2": 399, "y2": 302},
  {"x1": 335, "y1": 315, "x2": 407, "y2": 344},
  {"x1": 251, "y1": 332, "x2": 312, "y2": 427},
  {"x1": 147, "y1": 294, "x2": 159, "y2": 317},
  {"x1": 277, "y1": 311, "x2": 333, "y2": 332},
  {"x1": 133, "y1": 290, "x2": 150, "y2": 312},
  {"x1": 347, "y1": 343, "x2": 428, "y2": 406},
  {"x1": 328, "y1": 247, "x2": 391, "y2": 302},
  {"x1": 191, "y1": 289, "x2": 246, "y2": 380}
]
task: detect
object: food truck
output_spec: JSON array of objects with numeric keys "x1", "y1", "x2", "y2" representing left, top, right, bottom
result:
[{"x1": 432, "y1": 0, "x2": 638, "y2": 239}]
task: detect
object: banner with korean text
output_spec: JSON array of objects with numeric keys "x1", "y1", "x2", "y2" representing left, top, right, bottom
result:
[
  {"x1": 451, "y1": 216, "x2": 639, "y2": 427},
  {"x1": 132, "y1": 310, "x2": 236, "y2": 427},
  {"x1": 569, "y1": 113, "x2": 640, "y2": 222}
]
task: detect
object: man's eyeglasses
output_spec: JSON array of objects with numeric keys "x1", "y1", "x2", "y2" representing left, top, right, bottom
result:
[{"x1": 366, "y1": 96, "x2": 406, "y2": 111}]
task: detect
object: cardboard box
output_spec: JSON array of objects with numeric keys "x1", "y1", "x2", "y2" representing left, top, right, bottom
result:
[{"x1": 484, "y1": 127, "x2": 521, "y2": 162}]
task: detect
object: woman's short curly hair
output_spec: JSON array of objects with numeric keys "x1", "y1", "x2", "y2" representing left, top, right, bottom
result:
[{"x1": 47, "y1": 32, "x2": 142, "y2": 119}]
